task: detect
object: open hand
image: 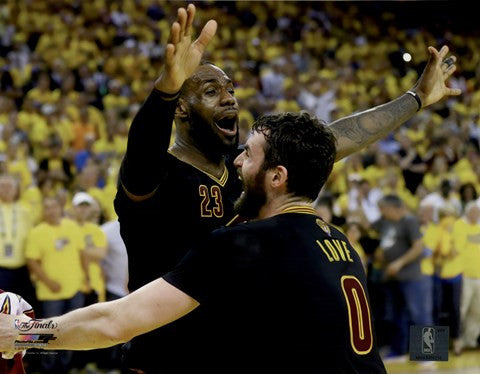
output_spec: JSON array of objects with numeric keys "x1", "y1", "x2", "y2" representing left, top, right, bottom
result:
[
  {"x1": 413, "y1": 45, "x2": 462, "y2": 108},
  {"x1": 0, "y1": 313, "x2": 18, "y2": 355},
  {"x1": 155, "y1": 4, "x2": 217, "y2": 94}
]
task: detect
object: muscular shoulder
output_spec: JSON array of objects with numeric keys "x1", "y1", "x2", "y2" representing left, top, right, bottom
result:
[{"x1": 117, "y1": 154, "x2": 188, "y2": 202}]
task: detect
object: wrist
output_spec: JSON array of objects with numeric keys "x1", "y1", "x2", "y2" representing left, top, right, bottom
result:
[
  {"x1": 154, "y1": 75, "x2": 181, "y2": 100},
  {"x1": 406, "y1": 90, "x2": 423, "y2": 111}
]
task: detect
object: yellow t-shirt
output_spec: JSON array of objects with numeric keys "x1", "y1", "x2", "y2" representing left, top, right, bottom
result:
[
  {"x1": 87, "y1": 185, "x2": 117, "y2": 222},
  {"x1": 25, "y1": 88, "x2": 60, "y2": 104},
  {"x1": 422, "y1": 173, "x2": 443, "y2": 193},
  {"x1": 453, "y1": 218, "x2": 480, "y2": 278},
  {"x1": 420, "y1": 222, "x2": 440, "y2": 276},
  {"x1": 78, "y1": 222, "x2": 107, "y2": 302},
  {"x1": 437, "y1": 217, "x2": 463, "y2": 279},
  {"x1": 25, "y1": 219, "x2": 85, "y2": 301},
  {"x1": 0, "y1": 203, "x2": 32, "y2": 268},
  {"x1": 7, "y1": 159, "x2": 33, "y2": 192},
  {"x1": 103, "y1": 94, "x2": 129, "y2": 111},
  {"x1": 19, "y1": 186, "x2": 43, "y2": 225},
  {"x1": 351, "y1": 241, "x2": 367, "y2": 271}
]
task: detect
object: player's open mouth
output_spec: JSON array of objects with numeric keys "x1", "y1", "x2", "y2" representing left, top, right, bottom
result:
[{"x1": 215, "y1": 113, "x2": 238, "y2": 137}]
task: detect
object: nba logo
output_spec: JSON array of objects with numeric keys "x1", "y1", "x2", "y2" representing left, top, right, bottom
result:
[{"x1": 422, "y1": 327, "x2": 435, "y2": 354}]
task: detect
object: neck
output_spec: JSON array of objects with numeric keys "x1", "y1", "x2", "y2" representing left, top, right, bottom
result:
[
  {"x1": 256, "y1": 195, "x2": 313, "y2": 220},
  {"x1": 170, "y1": 141, "x2": 226, "y2": 179},
  {"x1": 47, "y1": 218, "x2": 62, "y2": 226}
]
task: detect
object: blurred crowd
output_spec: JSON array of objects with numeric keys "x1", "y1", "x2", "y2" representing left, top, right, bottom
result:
[{"x1": 1, "y1": 0, "x2": 480, "y2": 371}]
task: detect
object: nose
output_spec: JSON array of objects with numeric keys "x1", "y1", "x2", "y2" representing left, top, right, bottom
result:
[
  {"x1": 233, "y1": 151, "x2": 244, "y2": 168},
  {"x1": 220, "y1": 89, "x2": 236, "y2": 106}
]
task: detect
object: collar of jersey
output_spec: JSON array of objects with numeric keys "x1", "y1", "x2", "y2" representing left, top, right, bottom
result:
[
  {"x1": 168, "y1": 150, "x2": 229, "y2": 187},
  {"x1": 280, "y1": 205, "x2": 318, "y2": 216}
]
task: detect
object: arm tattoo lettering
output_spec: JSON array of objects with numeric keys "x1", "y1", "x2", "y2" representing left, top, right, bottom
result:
[
  {"x1": 15, "y1": 318, "x2": 58, "y2": 331},
  {"x1": 14, "y1": 318, "x2": 58, "y2": 349}
]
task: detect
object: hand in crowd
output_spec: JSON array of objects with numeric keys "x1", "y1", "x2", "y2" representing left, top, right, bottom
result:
[
  {"x1": 155, "y1": 3, "x2": 217, "y2": 94},
  {"x1": 385, "y1": 259, "x2": 403, "y2": 277},
  {"x1": 45, "y1": 279, "x2": 62, "y2": 293},
  {"x1": 413, "y1": 45, "x2": 462, "y2": 107}
]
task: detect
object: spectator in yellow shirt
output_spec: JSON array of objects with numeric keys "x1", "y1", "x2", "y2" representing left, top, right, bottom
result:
[
  {"x1": 25, "y1": 196, "x2": 86, "y2": 372},
  {"x1": 0, "y1": 174, "x2": 34, "y2": 303},
  {"x1": 454, "y1": 202, "x2": 480, "y2": 353},
  {"x1": 433, "y1": 206, "x2": 462, "y2": 355},
  {"x1": 71, "y1": 192, "x2": 108, "y2": 303}
]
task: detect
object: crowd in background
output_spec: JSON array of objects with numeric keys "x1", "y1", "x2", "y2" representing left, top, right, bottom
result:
[{"x1": 1, "y1": 0, "x2": 480, "y2": 372}]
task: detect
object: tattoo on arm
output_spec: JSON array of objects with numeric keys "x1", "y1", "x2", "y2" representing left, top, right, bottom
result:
[
  {"x1": 14, "y1": 319, "x2": 58, "y2": 349},
  {"x1": 330, "y1": 94, "x2": 418, "y2": 160}
]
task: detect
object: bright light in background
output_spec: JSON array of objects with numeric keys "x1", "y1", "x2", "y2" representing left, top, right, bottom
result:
[{"x1": 402, "y1": 52, "x2": 412, "y2": 62}]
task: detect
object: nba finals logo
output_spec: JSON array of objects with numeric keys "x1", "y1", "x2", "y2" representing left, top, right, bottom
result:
[{"x1": 422, "y1": 327, "x2": 435, "y2": 354}]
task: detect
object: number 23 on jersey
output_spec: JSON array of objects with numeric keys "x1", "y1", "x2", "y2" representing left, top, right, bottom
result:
[{"x1": 199, "y1": 185, "x2": 224, "y2": 218}]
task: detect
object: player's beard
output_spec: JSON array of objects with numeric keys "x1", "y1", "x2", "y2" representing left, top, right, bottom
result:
[{"x1": 234, "y1": 168, "x2": 267, "y2": 220}]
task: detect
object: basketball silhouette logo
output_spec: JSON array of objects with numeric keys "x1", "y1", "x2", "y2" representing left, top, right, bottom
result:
[{"x1": 422, "y1": 327, "x2": 435, "y2": 354}]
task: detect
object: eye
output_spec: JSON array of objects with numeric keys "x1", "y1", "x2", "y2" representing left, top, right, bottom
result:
[
  {"x1": 205, "y1": 89, "x2": 216, "y2": 96},
  {"x1": 228, "y1": 88, "x2": 235, "y2": 95}
]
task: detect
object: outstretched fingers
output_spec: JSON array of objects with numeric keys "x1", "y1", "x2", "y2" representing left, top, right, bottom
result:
[
  {"x1": 165, "y1": 44, "x2": 175, "y2": 68},
  {"x1": 446, "y1": 86, "x2": 462, "y2": 96},
  {"x1": 427, "y1": 46, "x2": 440, "y2": 61},
  {"x1": 427, "y1": 45, "x2": 449, "y2": 66},
  {"x1": 443, "y1": 61, "x2": 456, "y2": 79},
  {"x1": 438, "y1": 45, "x2": 449, "y2": 60},
  {"x1": 168, "y1": 21, "x2": 181, "y2": 45},
  {"x1": 185, "y1": 4, "x2": 196, "y2": 37},
  {"x1": 177, "y1": 7, "x2": 188, "y2": 38},
  {"x1": 193, "y1": 20, "x2": 217, "y2": 53}
]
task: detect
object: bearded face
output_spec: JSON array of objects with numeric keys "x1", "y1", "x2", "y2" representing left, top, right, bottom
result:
[{"x1": 234, "y1": 167, "x2": 267, "y2": 220}]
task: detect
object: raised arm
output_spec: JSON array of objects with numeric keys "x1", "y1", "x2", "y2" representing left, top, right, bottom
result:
[
  {"x1": 120, "y1": 4, "x2": 217, "y2": 199},
  {"x1": 330, "y1": 45, "x2": 462, "y2": 161},
  {"x1": 0, "y1": 278, "x2": 198, "y2": 354}
]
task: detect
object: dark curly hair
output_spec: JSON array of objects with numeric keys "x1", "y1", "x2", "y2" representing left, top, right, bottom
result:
[{"x1": 252, "y1": 112, "x2": 337, "y2": 200}]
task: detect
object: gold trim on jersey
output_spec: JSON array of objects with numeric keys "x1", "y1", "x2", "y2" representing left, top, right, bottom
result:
[
  {"x1": 168, "y1": 150, "x2": 229, "y2": 187},
  {"x1": 280, "y1": 206, "x2": 318, "y2": 216},
  {"x1": 226, "y1": 214, "x2": 240, "y2": 227}
]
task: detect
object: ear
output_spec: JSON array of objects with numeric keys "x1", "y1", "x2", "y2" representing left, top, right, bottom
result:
[
  {"x1": 175, "y1": 98, "x2": 188, "y2": 119},
  {"x1": 270, "y1": 165, "x2": 288, "y2": 190}
]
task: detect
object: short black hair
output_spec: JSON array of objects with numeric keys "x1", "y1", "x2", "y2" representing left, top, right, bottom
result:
[
  {"x1": 378, "y1": 194, "x2": 404, "y2": 208},
  {"x1": 252, "y1": 112, "x2": 337, "y2": 200}
]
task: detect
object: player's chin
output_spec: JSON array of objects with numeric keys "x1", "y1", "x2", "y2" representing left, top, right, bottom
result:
[{"x1": 220, "y1": 132, "x2": 239, "y2": 149}]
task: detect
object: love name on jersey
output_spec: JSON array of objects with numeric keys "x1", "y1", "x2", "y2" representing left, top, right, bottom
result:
[{"x1": 316, "y1": 239, "x2": 354, "y2": 263}]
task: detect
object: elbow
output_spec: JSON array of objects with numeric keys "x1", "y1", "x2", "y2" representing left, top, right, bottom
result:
[
  {"x1": 92, "y1": 304, "x2": 133, "y2": 347},
  {"x1": 98, "y1": 317, "x2": 132, "y2": 346},
  {"x1": 104, "y1": 327, "x2": 131, "y2": 345},
  {"x1": 101, "y1": 304, "x2": 138, "y2": 345}
]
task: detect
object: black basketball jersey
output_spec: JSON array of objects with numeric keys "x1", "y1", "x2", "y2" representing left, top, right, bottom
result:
[
  {"x1": 164, "y1": 206, "x2": 386, "y2": 374},
  {"x1": 115, "y1": 149, "x2": 241, "y2": 372},
  {"x1": 115, "y1": 152, "x2": 240, "y2": 291}
]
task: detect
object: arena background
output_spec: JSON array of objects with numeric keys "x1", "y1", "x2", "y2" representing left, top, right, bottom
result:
[{"x1": 1, "y1": 1, "x2": 479, "y2": 373}]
